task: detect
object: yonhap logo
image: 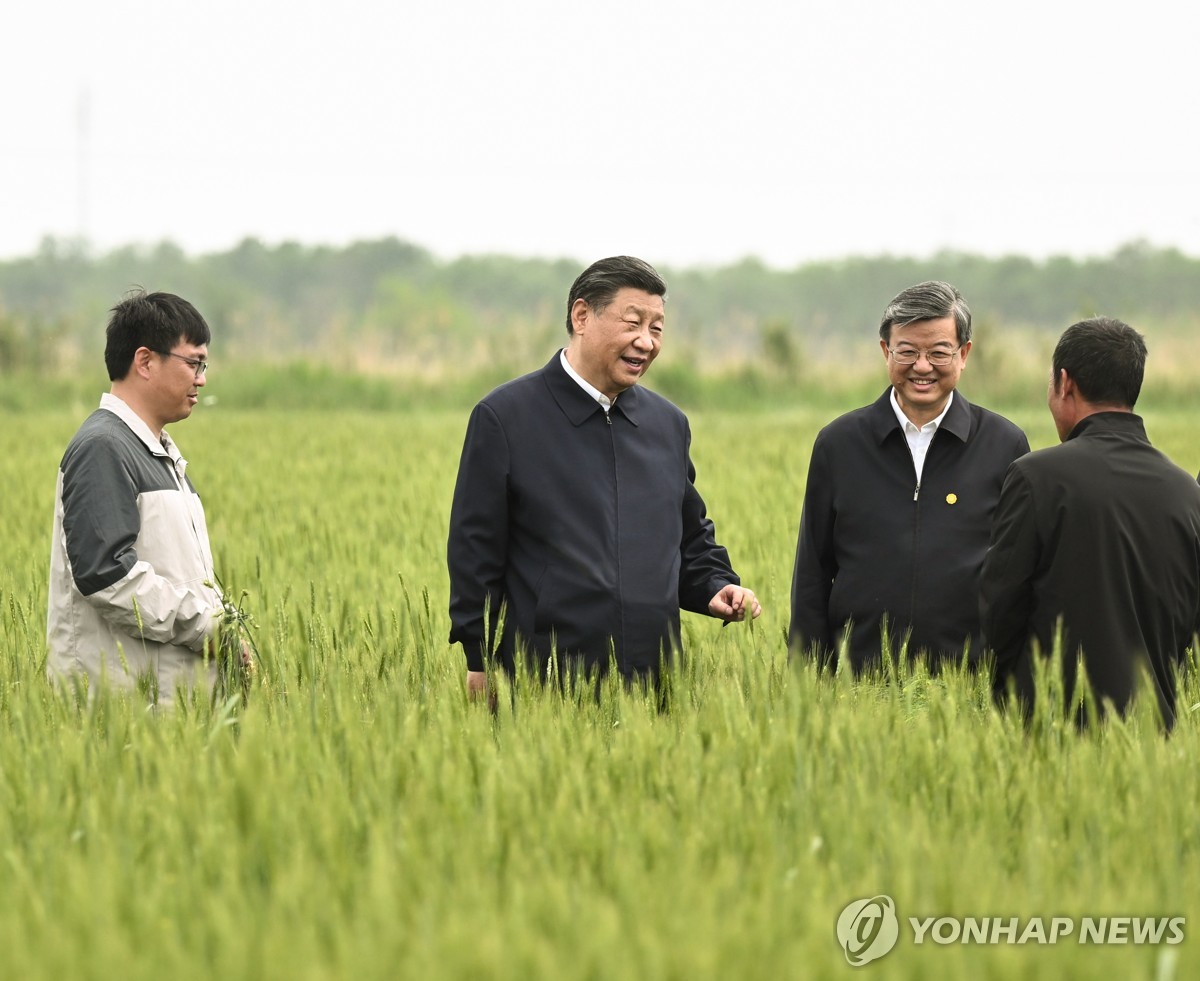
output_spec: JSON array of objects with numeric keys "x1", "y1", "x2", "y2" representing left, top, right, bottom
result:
[
  {"x1": 837, "y1": 895, "x2": 900, "y2": 967},
  {"x1": 835, "y1": 893, "x2": 1185, "y2": 967}
]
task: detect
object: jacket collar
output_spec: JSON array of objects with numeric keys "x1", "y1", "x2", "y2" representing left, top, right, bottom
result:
[
  {"x1": 542, "y1": 351, "x2": 641, "y2": 427},
  {"x1": 99, "y1": 393, "x2": 186, "y2": 466},
  {"x1": 869, "y1": 386, "x2": 973, "y2": 445},
  {"x1": 1066, "y1": 410, "x2": 1147, "y2": 442}
]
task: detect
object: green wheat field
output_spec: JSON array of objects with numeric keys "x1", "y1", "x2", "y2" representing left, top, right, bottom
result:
[{"x1": 2, "y1": 401, "x2": 1198, "y2": 980}]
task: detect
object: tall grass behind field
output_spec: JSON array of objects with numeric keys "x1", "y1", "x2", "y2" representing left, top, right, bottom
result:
[
  {"x1": 7, "y1": 322, "x2": 1200, "y2": 416},
  {"x1": 2, "y1": 407, "x2": 1199, "y2": 979}
]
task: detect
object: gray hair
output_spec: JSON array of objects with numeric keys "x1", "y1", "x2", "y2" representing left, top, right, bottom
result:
[{"x1": 878, "y1": 281, "x2": 972, "y2": 346}]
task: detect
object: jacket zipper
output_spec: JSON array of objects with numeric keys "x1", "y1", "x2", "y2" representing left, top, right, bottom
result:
[
  {"x1": 606, "y1": 408, "x2": 623, "y2": 669},
  {"x1": 906, "y1": 440, "x2": 922, "y2": 633},
  {"x1": 163, "y1": 450, "x2": 216, "y2": 583}
]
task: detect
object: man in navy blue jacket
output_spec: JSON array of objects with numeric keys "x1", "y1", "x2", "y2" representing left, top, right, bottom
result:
[
  {"x1": 448, "y1": 256, "x2": 760, "y2": 696},
  {"x1": 789, "y1": 281, "x2": 1029, "y2": 671}
]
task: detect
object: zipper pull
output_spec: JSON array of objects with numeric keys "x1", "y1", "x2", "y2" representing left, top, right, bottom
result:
[
  {"x1": 606, "y1": 412, "x2": 612, "y2": 426},
  {"x1": 913, "y1": 482, "x2": 920, "y2": 502}
]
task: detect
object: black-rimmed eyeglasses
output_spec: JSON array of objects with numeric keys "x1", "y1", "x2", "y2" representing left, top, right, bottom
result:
[{"x1": 157, "y1": 351, "x2": 208, "y2": 378}]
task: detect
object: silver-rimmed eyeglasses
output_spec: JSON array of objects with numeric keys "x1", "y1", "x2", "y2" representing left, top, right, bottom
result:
[{"x1": 887, "y1": 346, "x2": 960, "y2": 367}]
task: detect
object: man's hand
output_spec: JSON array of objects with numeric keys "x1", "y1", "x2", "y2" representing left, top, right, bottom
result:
[
  {"x1": 708, "y1": 584, "x2": 762, "y2": 622},
  {"x1": 205, "y1": 636, "x2": 254, "y2": 665},
  {"x1": 467, "y1": 669, "x2": 499, "y2": 712},
  {"x1": 467, "y1": 670, "x2": 488, "y2": 699}
]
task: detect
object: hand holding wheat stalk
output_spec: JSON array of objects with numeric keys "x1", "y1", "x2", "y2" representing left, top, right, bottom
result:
[{"x1": 208, "y1": 576, "x2": 261, "y2": 704}]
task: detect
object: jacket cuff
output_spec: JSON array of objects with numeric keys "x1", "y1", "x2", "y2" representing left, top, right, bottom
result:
[
  {"x1": 705, "y1": 575, "x2": 740, "y2": 610},
  {"x1": 464, "y1": 644, "x2": 486, "y2": 673}
]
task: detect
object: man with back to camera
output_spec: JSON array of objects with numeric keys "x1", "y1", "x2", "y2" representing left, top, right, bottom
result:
[
  {"x1": 447, "y1": 255, "x2": 761, "y2": 696},
  {"x1": 47, "y1": 290, "x2": 244, "y2": 705},
  {"x1": 981, "y1": 317, "x2": 1200, "y2": 728},
  {"x1": 789, "y1": 281, "x2": 1030, "y2": 671}
]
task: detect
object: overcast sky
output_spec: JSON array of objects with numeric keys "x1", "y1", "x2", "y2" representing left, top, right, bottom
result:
[{"x1": 4, "y1": 1, "x2": 1198, "y2": 268}]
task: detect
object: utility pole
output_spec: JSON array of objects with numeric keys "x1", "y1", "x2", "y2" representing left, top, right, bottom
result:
[{"x1": 77, "y1": 84, "x2": 91, "y2": 248}]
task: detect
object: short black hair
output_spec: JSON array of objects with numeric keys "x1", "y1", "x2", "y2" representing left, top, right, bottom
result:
[
  {"x1": 565, "y1": 256, "x2": 666, "y2": 335},
  {"x1": 1052, "y1": 317, "x2": 1147, "y2": 408},
  {"x1": 105, "y1": 290, "x2": 211, "y2": 381}
]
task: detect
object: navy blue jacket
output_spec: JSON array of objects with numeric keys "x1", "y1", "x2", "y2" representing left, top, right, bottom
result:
[
  {"x1": 790, "y1": 388, "x2": 1029, "y2": 670},
  {"x1": 448, "y1": 354, "x2": 738, "y2": 678}
]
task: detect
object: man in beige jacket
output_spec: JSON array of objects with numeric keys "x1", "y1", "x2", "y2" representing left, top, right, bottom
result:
[{"x1": 47, "y1": 290, "x2": 239, "y2": 705}]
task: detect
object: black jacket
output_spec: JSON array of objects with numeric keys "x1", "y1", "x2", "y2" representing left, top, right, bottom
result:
[
  {"x1": 981, "y1": 412, "x2": 1200, "y2": 727},
  {"x1": 790, "y1": 388, "x2": 1029, "y2": 670},
  {"x1": 447, "y1": 353, "x2": 738, "y2": 678}
]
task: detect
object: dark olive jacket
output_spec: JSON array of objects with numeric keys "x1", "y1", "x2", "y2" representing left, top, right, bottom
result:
[
  {"x1": 447, "y1": 354, "x2": 738, "y2": 678},
  {"x1": 789, "y1": 388, "x2": 1029, "y2": 670},
  {"x1": 981, "y1": 412, "x2": 1200, "y2": 727}
]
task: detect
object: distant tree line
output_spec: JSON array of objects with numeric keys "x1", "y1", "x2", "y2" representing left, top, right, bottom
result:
[{"x1": 2, "y1": 235, "x2": 1198, "y2": 375}]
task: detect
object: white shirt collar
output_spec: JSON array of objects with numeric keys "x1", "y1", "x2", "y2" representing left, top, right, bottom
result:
[
  {"x1": 890, "y1": 388, "x2": 954, "y2": 433},
  {"x1": 560, "y1": 349, "x2": 614, "y2": 412}
]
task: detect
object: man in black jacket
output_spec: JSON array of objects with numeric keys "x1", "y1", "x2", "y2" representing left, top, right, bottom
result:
[
  {"x1": 448, "y1": 256, "x2": 760, "y2": 697},
  {"x1": 981, "y1": 317, "x2": 1200, "y2": 728},
  {"x1": 789, "y1": 281, "x2": 1029, "y2": 671}
]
